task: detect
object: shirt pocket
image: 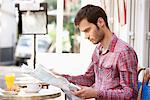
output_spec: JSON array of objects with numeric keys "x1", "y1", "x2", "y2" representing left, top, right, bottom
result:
[
  {"x1": 102, "y1": 61, "x2": 113, "y2": 69},
  {"x1": 101, "y1": 62, "x2": 114, "y2": 80}
]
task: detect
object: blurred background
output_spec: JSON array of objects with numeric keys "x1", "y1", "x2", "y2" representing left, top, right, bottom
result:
[{"x1": 0, "y1": 0, "x2": 149, "y2": 75}]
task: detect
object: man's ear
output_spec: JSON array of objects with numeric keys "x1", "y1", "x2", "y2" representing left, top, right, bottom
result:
[{"x1": 97, "y1": 17, "x2": 104, "y2": 27}]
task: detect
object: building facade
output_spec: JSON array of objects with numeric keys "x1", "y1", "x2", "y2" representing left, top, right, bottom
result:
[{"x1": 0, "y1": 0, "x2": 17, "y2": 65}]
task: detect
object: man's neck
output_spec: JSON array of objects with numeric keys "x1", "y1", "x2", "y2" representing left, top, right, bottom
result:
[{"x1": 101, "y1": 29, "x2": 113, "y2": 50}]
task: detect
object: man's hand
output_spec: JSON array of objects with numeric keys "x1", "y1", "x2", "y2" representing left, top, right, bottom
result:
[{"x1": 72, "y1": 86, "x2": 98, "y2": 99}]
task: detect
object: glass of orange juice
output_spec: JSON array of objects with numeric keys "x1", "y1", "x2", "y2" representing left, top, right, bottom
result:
[{"x1": 4, "y1": 73, "x2": 15, "y2": 90}]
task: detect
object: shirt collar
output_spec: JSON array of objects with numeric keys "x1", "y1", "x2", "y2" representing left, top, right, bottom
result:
[
  {"x1": 97, "y1": 33, "x2": 118, "y2": 54},
  {"x1": 108, "y1": 33, "x2": 118, "y2": 52}
]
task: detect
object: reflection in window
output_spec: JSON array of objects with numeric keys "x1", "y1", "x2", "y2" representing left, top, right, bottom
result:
[{"x1": 18, "y1": 38, "x2": 31, "y2": 47}]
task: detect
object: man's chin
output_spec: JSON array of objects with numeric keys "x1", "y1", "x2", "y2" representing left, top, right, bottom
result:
[
  {"x1": 90, "y1": 39, "x2": 99, "y2": 44},
  {"x1": 92, "y1": 41, "x2": 99, "y2": 44}
]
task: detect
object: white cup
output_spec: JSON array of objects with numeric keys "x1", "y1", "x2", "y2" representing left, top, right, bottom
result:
[{"x1": 25, "y1": 83, "x2": 42, "y2": 93}]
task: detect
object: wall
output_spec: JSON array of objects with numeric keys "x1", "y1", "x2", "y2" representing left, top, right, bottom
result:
[
  {"x1": 0, "y1": 0, "x2": 17, "y2": 65},
  {"x1": 130, "y1": 0, "x2": 150, "y2": 67}
]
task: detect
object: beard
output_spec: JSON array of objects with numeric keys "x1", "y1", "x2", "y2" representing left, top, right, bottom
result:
[
  {"x1": 99, "y1": 32, "x2": 104, "y2": 42},
  {"x1": 94, "y1": 25, "x2": 104, "y2": 44},
  {"x1": 92, "y1": 30, "x2": 104, "y2": 44}
]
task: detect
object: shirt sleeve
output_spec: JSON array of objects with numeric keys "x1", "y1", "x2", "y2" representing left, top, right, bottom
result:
[
  {"x1": 62, "y1": 61, "x2": 95, "y2": 86},
  {"x1": 97, "y1": 49, "x2": 138, "y2": 100}
]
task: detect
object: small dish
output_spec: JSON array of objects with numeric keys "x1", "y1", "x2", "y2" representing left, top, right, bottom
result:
[{"x1": 2, "y1": 90, "x2": 18, "y2": 95}]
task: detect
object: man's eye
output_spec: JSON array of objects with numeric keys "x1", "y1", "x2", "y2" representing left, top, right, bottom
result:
[{"x1": 85, "y1": 29, "x2": 90, "y2": 32}]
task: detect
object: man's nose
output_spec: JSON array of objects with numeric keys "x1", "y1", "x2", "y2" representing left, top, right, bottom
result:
[{"x1": 85, "y1": 35, "x2": 90, "y2": 39}]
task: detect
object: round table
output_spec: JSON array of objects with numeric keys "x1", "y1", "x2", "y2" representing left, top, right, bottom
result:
[
  {"x1": 0, "y1": 90, "x2": 61, "y2": 100},
  {"x1": 0, "y1": 93, "x2": 61, "y2": 100}
]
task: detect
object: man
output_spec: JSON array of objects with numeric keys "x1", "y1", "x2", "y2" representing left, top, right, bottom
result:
[{"x1": 59, "y1": 4, "x2": 138, "y2": 99}]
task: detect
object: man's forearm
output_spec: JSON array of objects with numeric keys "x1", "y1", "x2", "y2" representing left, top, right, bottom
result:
[{"x1": 96, "y1": 87, "x2": 137, "y2": 100}]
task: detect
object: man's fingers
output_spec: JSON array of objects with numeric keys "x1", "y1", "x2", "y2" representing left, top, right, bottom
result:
[{"x1": 73, "y1": 89, "x2": 84, "y2": 97}]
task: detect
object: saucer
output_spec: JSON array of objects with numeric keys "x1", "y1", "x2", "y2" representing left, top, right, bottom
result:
[{"x1": 24, "y1": 88, "x2": 41, "y2": 93}]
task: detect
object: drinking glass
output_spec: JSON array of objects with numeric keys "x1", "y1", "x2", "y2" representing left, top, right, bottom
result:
[{"x1": 4, "y1": 73, "x2": 15, "y2": 90}]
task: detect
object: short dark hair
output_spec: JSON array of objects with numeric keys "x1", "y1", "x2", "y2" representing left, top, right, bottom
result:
[{"x1": 74, "y1": 4, "x2": 109, "y2": 29}]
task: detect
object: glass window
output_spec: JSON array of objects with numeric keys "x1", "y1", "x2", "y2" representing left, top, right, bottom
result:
[{"x1": 45, "y1": 0, "x2": 81, "y2": 53}]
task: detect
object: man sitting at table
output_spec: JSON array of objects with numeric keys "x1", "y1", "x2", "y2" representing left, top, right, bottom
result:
[{"x1": 53, "y1": 4, "x2": 138, "y2": 100}]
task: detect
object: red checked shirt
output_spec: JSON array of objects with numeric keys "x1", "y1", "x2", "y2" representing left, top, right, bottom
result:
[{"x1": 63, "y1": 33, "x2": 138, "y2": 100}]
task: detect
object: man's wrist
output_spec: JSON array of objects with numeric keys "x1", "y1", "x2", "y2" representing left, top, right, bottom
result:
[{"x1": 95, "y1": 89, "x2": 104, "y2": 98}]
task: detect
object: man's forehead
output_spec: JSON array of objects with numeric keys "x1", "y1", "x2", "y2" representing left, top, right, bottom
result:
[
  {"x1": 78, "y1": 19, "x2": 89, "y2": 30},
  {"x1": 79, "y1": 26, "x2": 90, "y2": 32}
]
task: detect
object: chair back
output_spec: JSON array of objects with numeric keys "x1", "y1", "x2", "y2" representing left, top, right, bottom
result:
[
  {"x1": 138, "y1": 68, "x2": 150, "y2": 100},
  {"x1": 138, "y1": 68, "x2": 145, "y2": 90}
]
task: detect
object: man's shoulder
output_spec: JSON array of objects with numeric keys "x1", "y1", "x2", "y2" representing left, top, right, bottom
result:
[{"x1": 115, "y1": 38, "x2": 135, "y2": 53}]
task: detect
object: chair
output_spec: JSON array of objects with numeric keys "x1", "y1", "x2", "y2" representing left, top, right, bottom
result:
[
  {"x1": 138, "y1": 67, "x2": 145, "y2": 90},
  {"x1": 137, "y1": 67, "x2": 150, "y2": 100}
]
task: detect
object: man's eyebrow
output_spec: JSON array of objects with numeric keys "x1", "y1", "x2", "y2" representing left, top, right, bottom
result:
[{"x1": 83, "y1": 27, "x2": 90, "y2": 32}]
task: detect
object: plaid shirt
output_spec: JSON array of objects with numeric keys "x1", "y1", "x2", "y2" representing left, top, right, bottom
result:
[{"x1": 63, "y1": 34, "x2": 138, "y2": 100}]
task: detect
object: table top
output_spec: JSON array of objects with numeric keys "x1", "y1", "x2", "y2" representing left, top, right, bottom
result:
[
  {"x1": 0, "y1": 87, "x2": 61, "y2": 100},
  {"x1": 0, "y1": 92, "x2": 61, "y2": 100},
  {"x1": 0, "y1": 67, "x2": 62, "y2": 100}
]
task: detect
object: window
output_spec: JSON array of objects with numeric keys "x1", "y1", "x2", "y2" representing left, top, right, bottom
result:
[{"x1": 45, "y1": 0, "x2": 81, "y2": 53}]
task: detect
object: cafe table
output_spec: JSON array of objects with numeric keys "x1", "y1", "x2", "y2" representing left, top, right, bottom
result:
[
  {"x1": 0, "y1": 66, "x2": 63, "y2": 100},
  {"x1": 0, "y1": 88, "x2": 61, "y2": 100},
  {"x1": 0, "y1": 74, "x2": 62, "y2": 100}
]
